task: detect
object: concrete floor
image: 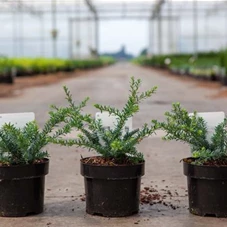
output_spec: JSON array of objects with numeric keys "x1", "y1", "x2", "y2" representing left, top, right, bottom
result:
[{"x1": 1, "y1": 62, "x2": 227, "y2": 226}]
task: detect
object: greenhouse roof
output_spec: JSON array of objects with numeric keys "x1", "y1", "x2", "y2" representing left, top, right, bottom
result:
[{"x1": 0, "y1": 0, "x2": 226, "y2": 19}]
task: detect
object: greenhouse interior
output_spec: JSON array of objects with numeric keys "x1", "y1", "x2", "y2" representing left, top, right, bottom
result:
[
  {"x1": 1, "y1": 1, "x2": 227, "y2": 227},
  {"x1": 0, "y1": 0, "x2": 226, "y2": 57}
]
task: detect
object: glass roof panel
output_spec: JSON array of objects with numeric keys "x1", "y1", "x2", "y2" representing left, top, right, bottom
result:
[{"x1": 0, "y1": 0, "x2": 225, "y2": 19}]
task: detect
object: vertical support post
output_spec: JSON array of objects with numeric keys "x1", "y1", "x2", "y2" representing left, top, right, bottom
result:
[
  {"x1": 51, "y1": 0, "x2": 57, "y2": 58},
  {"x1": 12, "y1": 9, "x2": 17, "y2": 57},
  {"x1": 16, "y1": 0, "x2": 23, "y2": 57},
  {"x1": 158, "y1": 14, "x2": 162, "y2": 55},
  {"x1": 177, "y1": 16, "x2": 181, "y2": 53},
  {"x1": 84, "y1": 0, "x2": 98, "y2": 57},
  {"x1": 193, "y1": 0, "x2": 198, "y2": 57},
  {"x1": 88, "y1": 15, "x2": 91, "y2": 52},
  {"x1": 95, "y1": 18, "x2": 99, "y2": 56},
  {"x1": 75, "y1": 2, "x2": 81, "y2": 59},
  {"x1": 168, "y1": 0, "x2": 173, "y2": 53},
  {"x1": 19, "y1": 9, "x2": 24, "y2": 57},
  {"x1": 75, "y1": 20, "x2": 81, "y2": 58},
  {"x1": 225, "y1": 0, "x2": 227, "y2": 47},
  {"x1": 40, "y1": 14, "x2": 45, "y2": 57},
  {"x1": 148, "y1": 19, "x2": 155, "y2": 56},
  {"x1": 68, "y1": 19, "x2": 73, "y2": 59},
  {"x1": 148, "y1": 19, "x2": 152, "y2": 56},
  {"x1": 152, "y1": 19, "x2": 156, "y2": 54},
  {"x1": 205, "y1": 15, "x2": 209, "y2": 50},
  {"x1": 153, "y1": 19, "x2": 157, "y2": 54}
]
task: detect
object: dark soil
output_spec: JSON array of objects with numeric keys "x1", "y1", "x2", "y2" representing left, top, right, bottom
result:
[
  {"x1": 81, "y1": 156, "x2": 143, "y2": 166},
  {"x1": 0, "y1": 158, "x2": 48, "y2": 167},
  {"x1": 203, "y1": 159, "x2": 227, "y2": 166},
  {"x1": 79, "y1": 194, "x2": 86, "y2": 202},
  {"x1": 184, "y1": 157, "x2": 227, "y2": 166},
  {"x1": 140, "y1": 185, "x2": 183, "y2": 210}
]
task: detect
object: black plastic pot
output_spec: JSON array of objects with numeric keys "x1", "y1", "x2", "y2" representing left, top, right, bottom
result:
[
  {"x1": 0, "y1": 74, "x2": 14, "y2": 84},
  {"x1": 183, "y1": 158, "x2": 227, "y2": 217},
  {"x1": 220, "y1": 76, "x2": 227, "y2": 86},
  {"x1": 81, "y1": 157, "x2": 145, "y2": 217},
  {"x1": 0, "y1": 159, "x2": 49, "y2": 217},
  {"x1": 210, "y1": 74, "x2": 217, "y2": 81}
]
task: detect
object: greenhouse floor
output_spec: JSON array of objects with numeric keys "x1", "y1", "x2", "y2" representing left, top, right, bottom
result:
[{"x1": 1, "y1": 62, "x2": 227, "y2": 227}]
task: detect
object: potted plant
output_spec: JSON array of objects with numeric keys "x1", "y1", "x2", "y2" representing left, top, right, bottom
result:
[
  {"x1": 161, "y1": 102, "x2": 227, "y2": 217},
  {"x1": 52, "y1": 77, "x2": 159, "y2": 217},
  {"x1": 0, "y1": 109, "x2": 70, "y2": 217}
]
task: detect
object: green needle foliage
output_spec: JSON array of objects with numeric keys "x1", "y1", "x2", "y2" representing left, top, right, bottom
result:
[
  {"x1": 52, "y1": 77, "x2": 159, "y2": 164},
  {"x1": 0, "y1": 106, "x2": 76, "y2": 166},
  {"x1": 161, "y1": 102, "x2": 227, "y2": 164}
]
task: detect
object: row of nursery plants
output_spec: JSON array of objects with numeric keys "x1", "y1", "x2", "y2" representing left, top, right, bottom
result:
[
  {"x1": 1, "y1": 77, "x2": 227, "y2": 218},
  {"x1": 134, "y1": 51, "x2": 227, "y2": 85},
  {"x1": 0, "y1": 57, "x2": 115, "y2": 83}
]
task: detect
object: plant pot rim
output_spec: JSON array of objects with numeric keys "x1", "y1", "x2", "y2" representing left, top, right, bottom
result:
[
  {"x1": 81, "y1": 156, "x2": 145, "y2": 179},
  {"x1": 0, "y1": 158, "x2": 49, "y2": 169},
  {"x1": 183, "y1": 157, "x2": 227, "y2": 180},
  {"x1": 80, "y1": 156, "x2": 145, "y2": 167},
  {"x1": 0, "y1": 158, "x2": 49, "y2": 180},
  {"x1": 183, "y1": 157, "x2": 227, "y2": 168}
]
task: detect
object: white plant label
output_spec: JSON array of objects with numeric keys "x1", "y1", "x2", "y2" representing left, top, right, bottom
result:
[
  {"x1": 189, "y1": 111, "x2": 225, "y2": 142},
  {"x1": 0, "y1": 112, "x2": 35, "y2": 129},
  {"x1": 95, "y1": 111, "x2": 132, "y2": 135}
]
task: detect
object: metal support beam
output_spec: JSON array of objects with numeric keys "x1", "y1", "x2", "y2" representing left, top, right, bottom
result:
[
  {"x1": 148, "y1": 19, "x2": 152, "y2": 55},
  {"x1": 75, "y1": 2, "x2": 81, "y2": 58},
  {"x1": 193, "y1": 0, "x2": 198, "y2": 57},
  {"x1": 157, "y1": 15, "x2": 162, "y2": 55},
  {"x1": 0, "y1": 8, "x2": 224, "y2": 14},
  {"x1": 71, "y1": 16, "x2": 177, "y2": 21},
  {"x1": 149, "y1": 0, "x2": 165, "y2": 54},
  {"x1": 19, "y1": 8, "x2": 24, "y2": 57},
  {"x1": 84, "y1": 0, "x2": 98, "y2": 56},
  {"x1": 225, "y1": 0, "x2": 227, "y2": 47},
  {"x1": 177, "y1": 16, "x2": 182, "y2": 53},
  {"x1": 0, "y1": 0, "x2": 41, "y2": 16},
  {"x1": 15, "y1": 1, "x2": 24, "y2": 57},
  {"x1": 85, "y1": 0, "x2": 98, "y2": 19},
  {"x1": 205, "y1": 14, "x2": 209, "y2": 50},
  {"x1": 168, "y1": 0, "x2": 174, "y2": 53},
  {"x1": 151, "y1": 0, "x2": 165, "y2": 19},
  {"x1": 12, "y1": 8, "x2": 17, "y2": 57},
  {"x1": 68, "y1": 19, "x2": 73, "y2": 59},
  {"x1": 95, "y1": 18, "x2": 99, "y2": 55},
  {"x1": 40, "y1": 14, "x2": 45, "y2": 57},
  {"x1": 51, "y1": 0, "x2": 57, "y2": 58},
  {"x1": 152, "y1": 19, "x2": 155, "y2": 55},
  {"x1": 206, "y1": 1, "x2": 227, "y2": 16}
]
